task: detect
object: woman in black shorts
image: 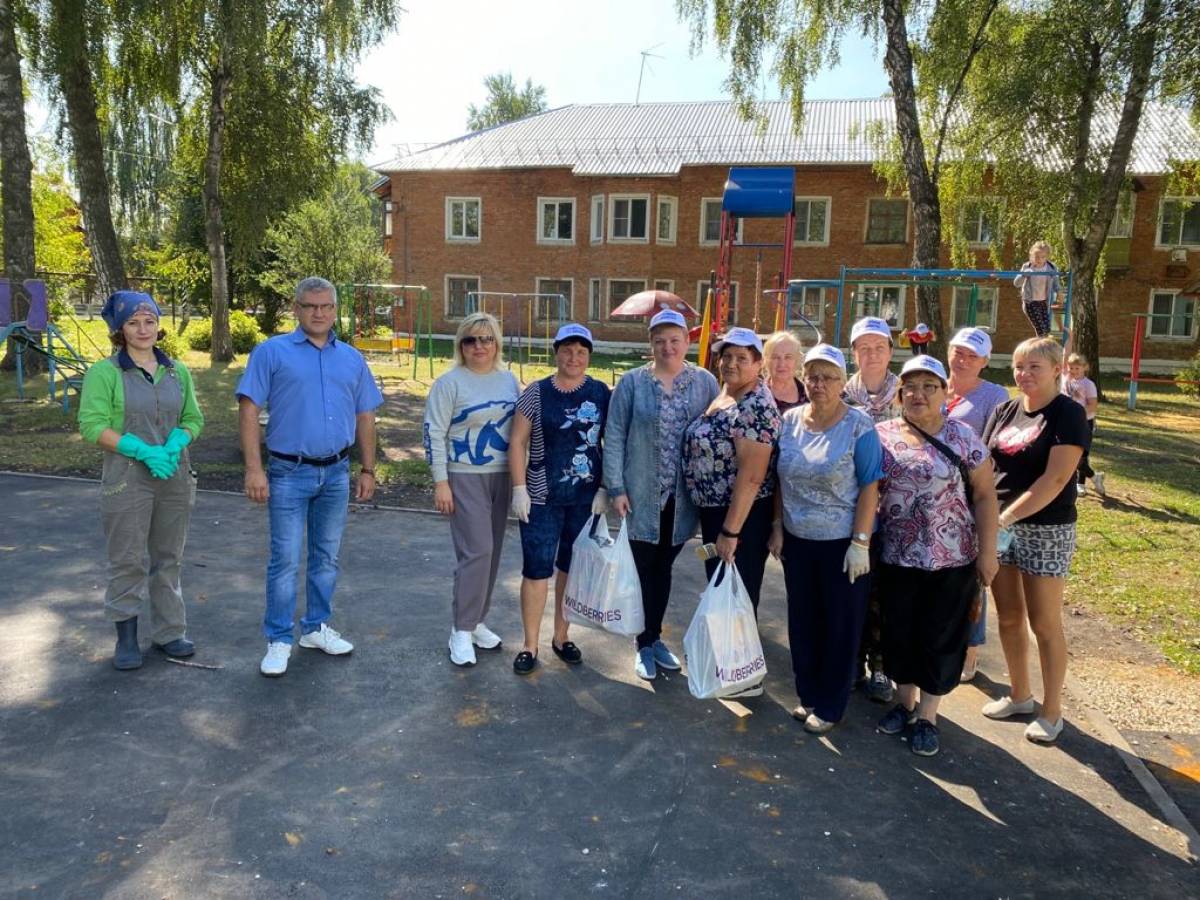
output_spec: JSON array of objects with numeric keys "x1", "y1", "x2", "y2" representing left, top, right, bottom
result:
[{"x1": 981, "y1": 337, "x2": 1088, "y2": 744}]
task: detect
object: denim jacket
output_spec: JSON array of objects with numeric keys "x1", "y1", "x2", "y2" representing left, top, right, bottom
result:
[{"x1": 603, "y1": 363, "x2": 719, "y2": 544}]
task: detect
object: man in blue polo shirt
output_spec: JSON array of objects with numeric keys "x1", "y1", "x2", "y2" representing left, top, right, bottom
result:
[{"x1": 236, "y1": 276, "x2": 384, "y2": 677}]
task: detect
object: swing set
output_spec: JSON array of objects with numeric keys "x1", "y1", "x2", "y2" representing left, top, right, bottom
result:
[
  {"x1": 335, "y1": 283, "x2": 435, "y2": 379},
  {"x1": 464, "y1": 291, "x2": 569, "y2": 381}
]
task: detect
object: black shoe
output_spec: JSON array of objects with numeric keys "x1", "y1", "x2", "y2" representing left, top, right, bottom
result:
[
  {"x1": 552, "y1": 641, "x2": 583, "y2": 665},
  {"x1": 113, "y1": 618, "x2": 143, "y2": 670},
  {"x1": 866, "y1": 670, "x2": 894, "y2": 703},
  {"x1": 876, "y1": 703, "x2": 916, "y2": 735},
  {"x1": 155, "y1": 637, "x2": 195, "y2": 658},
  {"x1": 513, "y1": 650, "x2": 538, "y2": 675}
]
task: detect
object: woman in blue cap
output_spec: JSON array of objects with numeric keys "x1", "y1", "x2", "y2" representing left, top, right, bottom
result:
[
  {"x1": 78, "y1": 291, "x2": 204, "y2": 669},
  {"x1": 508, "y1": 323, "x2": 611, "y2": 675}
]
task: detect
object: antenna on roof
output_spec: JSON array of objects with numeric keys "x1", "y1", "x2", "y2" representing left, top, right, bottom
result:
[{"x1": 636, "y1": 44, "x2": 665, "y2": 105}]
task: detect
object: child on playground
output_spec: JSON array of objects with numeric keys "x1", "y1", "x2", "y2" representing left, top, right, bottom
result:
[
  {"x1": 1014, "y1": 241, "x2": 1062, "y2": 338},
  {"x1": 1063, "y1": 353, "x2": 1106, "y2": 497}
]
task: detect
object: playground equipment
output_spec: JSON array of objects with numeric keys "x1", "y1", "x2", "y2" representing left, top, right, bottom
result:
[
  {"x1": 336, "y1": 283, "x2": 434, "y2": 380},
  {"x1": 465, "y1": 291, "x2": 569, "y2": 380},
  {"x1": 827, "y1": 266, "x2": 1074, "y2": 351},
  {"x1": 1126, "y1": 312, "x2": 1200, "y2": 409},
  {"x1": 0, "y1": 278, "x2": 92, "y2": 411},
  {"x1": 701, "y1": 167, "x2": 797, "y2": 367}
]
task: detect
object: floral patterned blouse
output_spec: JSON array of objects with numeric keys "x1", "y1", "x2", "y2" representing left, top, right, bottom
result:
[
  {"x1": 876, "y1": 417, "x2": 988, "y2": 570},
  {"x1": 683, "y1": 381, "x2": 782, "y2": 508},
  {"x1": 655, "y1": 365, "x2": 699, "y2": 509}
]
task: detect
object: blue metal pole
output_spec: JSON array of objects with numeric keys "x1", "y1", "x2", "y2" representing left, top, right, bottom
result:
[{"x1": 1062, "y1": 269, "x2": 1074, "y2": 346}]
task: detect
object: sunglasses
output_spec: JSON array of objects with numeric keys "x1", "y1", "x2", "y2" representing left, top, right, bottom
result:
[{"x1": 461, "y1": 335, "x2": 496, "y2": 347}]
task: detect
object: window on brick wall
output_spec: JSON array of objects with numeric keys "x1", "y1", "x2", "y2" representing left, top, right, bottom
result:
[
  {"x1": 697, "y1": 282, "x2": 739, "y2": 323},
  {"x1": 654, "y1": 279, "x2": 675, "y2": 293},
  {"x1": 853, "y1": 284, "x2": 904, "y2": 329},
  {"x1": 590, "y1": 195, "x2": 604, "y2": 243},
  {"x1": 792, "y1": 285, "x2": 824, "y2": 327},
  {"x1": 1109, "y1": 190, "x2": 1135, "y2": 238},
  {"x1": 446, "y1": 275, "x2": 480, "y2": 319},
  {"x1": 445, "y1": 197, "x2": 481, "y2": 242},
  {"x1": 535, "y1": 278, "x2": 573, "y2": 322},
  {"x1": 608, "y1": 278, "x2": 647, "y2": 315},
  {"x1": 700, "y1": 198, "x2": 743, "y2": 244},
  {"x1": 1157, "y1": 197, "x2": 1200, "y2": 247},
  {"x1": 383, "y1": 200, "x2": 394, "y2": 238},
  {"x1": 609, "y1": 195, "x2": 649, "y2": 242},
  {"x1": 537, "y1": 197, "x2": 575, "y2": 244},
  {"x1": 959, "y1": 199, "x2": 1003, "y2": 246},
  {"x1": 865, "y1": 199, "x2": 909, "y2": 244},
  {"x1": 657, "y1": 196, "x2": 678, "y2": 244},
  {"x1": 951, "y1": 285, "x2": 998, "y2": 331},
  {"x1": 589, "y1": 278, "x2": 603, "y2": 322},
  {"x1": 793, "y1": 197, "x2": 830, "y2": 245},
  {"x1": 1148, "y1": 289, "x2": 1196, "y2": 339}
]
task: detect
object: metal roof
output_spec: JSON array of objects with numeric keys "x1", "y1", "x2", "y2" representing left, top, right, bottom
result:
[{"x1": 376, "y1": 99, "x2": 1198, "y2": 177}]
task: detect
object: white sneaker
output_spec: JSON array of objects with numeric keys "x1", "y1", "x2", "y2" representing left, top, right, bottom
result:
[
  {"x1": 260, "y1": 642, "x2": 292, "y2": 677},
  {"x1": 1092, "y1": 472, "x2": 1107, "y2": 497},
  {"x1": 1025, "y1": 717, "x2": 1064, "y2": 744},
  {"x1": 981, "y1": 695, "x2": 1036, "y2": 719},
  {"x1": 803, "y1": 713, "x2": 836, "y2": 734},
  {"x1": 449, "y1": 629, "x2": 477, "y2": 666},
  {"x1": 298, "y1": 623, "x2": 353, "y2": 655},
  {"x1": 471, "y1": 623, "x2": 502, "y2": 650}
]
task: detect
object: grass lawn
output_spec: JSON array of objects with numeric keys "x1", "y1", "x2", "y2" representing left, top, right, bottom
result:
[{"x1": 2, "y1": 327, "x2": 1198, "y2": 673}]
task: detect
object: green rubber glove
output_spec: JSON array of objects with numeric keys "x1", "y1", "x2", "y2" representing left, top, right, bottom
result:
[
  {"x1": 163, "y1": 427, "x2": 192, "y2": 466},
  {"x1": 115, "y1": 433, "x2": 176, "y2": 480}
]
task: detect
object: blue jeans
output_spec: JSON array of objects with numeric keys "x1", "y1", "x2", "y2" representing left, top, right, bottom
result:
[{"x1": 264, "y1": 457, "x2": 350, "y2": 643}]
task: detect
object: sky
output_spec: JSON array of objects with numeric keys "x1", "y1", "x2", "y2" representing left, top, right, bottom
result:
[{"x1": 356, "y1": 0, "x2": 889, "y2": 166}]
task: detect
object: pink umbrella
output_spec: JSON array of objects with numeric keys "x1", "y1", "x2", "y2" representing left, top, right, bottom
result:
[{"x1": 610, "y1": 289, "x2": 699, "y2": 319}]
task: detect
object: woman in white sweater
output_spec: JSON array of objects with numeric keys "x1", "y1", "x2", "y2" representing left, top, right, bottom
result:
[{"x1": 423, "y1": 312, "x2": 520, "y2": 667}]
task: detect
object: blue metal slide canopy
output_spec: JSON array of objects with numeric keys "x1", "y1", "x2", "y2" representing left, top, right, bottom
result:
[{"x1": 722, "y1": 167, "x2": 796, "y2": 218}]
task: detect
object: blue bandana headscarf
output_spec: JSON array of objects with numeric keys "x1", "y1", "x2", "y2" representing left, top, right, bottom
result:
[{"x1": 101, "y1": 290, "x2": 161, "y2": 332}]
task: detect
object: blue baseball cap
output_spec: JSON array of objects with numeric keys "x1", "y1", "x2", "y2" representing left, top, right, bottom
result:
[
  {"x1": 648, "y1": 309, "x2": 688, "y2": 332},
  {"x1": 553, "y1": 322, "x2": 593, "y2": 350},
  {"x1": 900, "y1": 354, "x2": 948, "y2": 384},
  {"x1": 712, "y1": 327, "x2": 764, "y2": 357},
  {"x1": 850, "y1": 316, "x2": 893, "y2": 347},
  {"x1": 949, "y1": 326, "x2": 992, "y2": 358},
  {"x1": 802, "y1": 343, "x2": 847, "y2": 376},
  {"x1": 101, "y1": 290, "x2": 161, "y2": 332}
]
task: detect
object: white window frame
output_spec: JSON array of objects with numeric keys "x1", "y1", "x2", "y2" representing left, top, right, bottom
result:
[
  {"x1": 444, "y1": 273, "x2": 481, "y2": 320},
  {"x1": 656, "y1": 195, "x2": 678, "y2": 245},
  {"x1": 1109, "y1": 190, "x2": 1135, "y2": 239},
  {"x1": 607, "y1": 277, "x2": 648, "y2": 318},
  {"x1": 536, "y1": 196, "x2": 576, "y2": 245},
  {"x1": 950, "y1": 285, "x2": 999, "y2": 332},
  {"x1": 1146, "y1": 288, "x2": 1197, "y2": 341},
  {"x1": 590, "y1": 195, "x2": 604, "y2": 244},
  {"x1": 653, "y1": 279, "x2": 675, "y2": 293},
  {"x1": 445, "y1": 196, "x2": 481, "y2": 243},
  {"x1": 792, "y1": 196, "x2": 831, "y2": 246},
  {"x1": 697, "y1": 281, "x2": 740, "y2": 324},
  {"x1": 1156, "y1": 196, "x2": 1200, "y2": 248},
  {"x1": 853, "y1": 283, "x2": 906, "y2": 330},
  {"x1": 383, "y1": 200, "x2": 394, "y2": 238},
  {"x1": 793, "y1": 285, "x2": 825, "y2": 326},
  {"x1": 608, "y1": 194, "x2": 650, "y2": 243},
  {"x1": 533, "y1": 277, "x2": 574, "y2": 321},
  {"x1": 865, "y1": 198, "x2": 910, "y2": 245},
  {"x1": 699, "y1": 197, "x2": 743, "y2": 246},
  {"x1": 960, "y1": 198, "x2": 1003, "y2": 247},
  {"x1": 588, "y1": 278, "x2": 603, "y2": 323}
]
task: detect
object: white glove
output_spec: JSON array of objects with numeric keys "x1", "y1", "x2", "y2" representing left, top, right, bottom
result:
[
  {"x1": 590, "y1": 487, "x2": 609, "y2": 516},
  {"x1": 843, "y1": 541, "x2": 870, "y2": 584},
  {"x1": 511, "y1": 485, "x2": 531, "y2": 523}
]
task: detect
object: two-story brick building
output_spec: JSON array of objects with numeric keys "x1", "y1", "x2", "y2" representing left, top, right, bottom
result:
[{"x1": 374, "y1": 99, "x2": 1200, "y2": 370}]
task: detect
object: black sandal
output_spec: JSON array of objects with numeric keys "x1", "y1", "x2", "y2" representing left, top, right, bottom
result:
[
  {"x1": 513, "y1": 650, "x2": 538, "y2": 675},
  {"x1": 552, "y1": 641, "x2": 583, "y2": 665}
]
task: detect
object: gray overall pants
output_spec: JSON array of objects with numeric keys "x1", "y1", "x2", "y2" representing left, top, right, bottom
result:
[{"x1": 99, "y1": 358, "x2": 196, "y2": 643}]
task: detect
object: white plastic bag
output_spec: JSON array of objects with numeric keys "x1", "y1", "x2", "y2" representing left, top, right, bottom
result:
[
  {"x1": 684, "y1": 562, "x2": 767, "y2": 699},
  {"x1": 562, "y1": 515, "x2": 644, "y2": 636}
]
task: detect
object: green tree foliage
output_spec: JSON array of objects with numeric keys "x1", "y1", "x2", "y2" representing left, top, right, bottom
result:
[
  {"x1": 257, "y1": 162, "x2": 390, "y2": 332},
  {"x1": 466, "y1": 72, "x2": 548, "y2": 132}
]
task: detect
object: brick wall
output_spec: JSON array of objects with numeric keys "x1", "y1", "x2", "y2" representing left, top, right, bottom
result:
[{"x1": 381, "y1": 166, "x2": 1198, "y2": 367}]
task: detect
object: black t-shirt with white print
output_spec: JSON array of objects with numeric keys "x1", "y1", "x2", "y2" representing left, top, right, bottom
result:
[{"x1": 983, "y1": 393, "x2": 1089, "y2": 526}]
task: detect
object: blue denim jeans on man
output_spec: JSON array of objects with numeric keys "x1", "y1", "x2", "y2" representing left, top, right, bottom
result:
[{"x1": 264, "y1": 456, "x2": 350, "y2": 643}]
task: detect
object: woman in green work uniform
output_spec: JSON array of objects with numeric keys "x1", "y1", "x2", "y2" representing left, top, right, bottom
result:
[{"x1": 79, "y1": 291, "x2": 204, "y2": 670}]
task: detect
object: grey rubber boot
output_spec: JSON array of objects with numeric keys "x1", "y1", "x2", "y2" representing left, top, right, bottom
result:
[{"x1": 113, "y1": 618, "x2": 143, "y2": 670}]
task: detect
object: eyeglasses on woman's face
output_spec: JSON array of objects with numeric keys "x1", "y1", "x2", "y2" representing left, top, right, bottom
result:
[
  {"x1": 901, "y1": 380, "x2": 944, "y2": 396},
  {"x1": 461, "y1": 334, "x2": 496, "y2": 347},
  {"x1": 803, "y1": 372, "x2": 841, "y2": 386}
]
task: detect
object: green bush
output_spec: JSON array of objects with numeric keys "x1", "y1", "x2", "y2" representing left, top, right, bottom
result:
[
  {"x1": 182, "y1": 313, "x2": 264, "y2": 354},
  {"x1": 157, "y1": 328, "x2": 186, "y2": 359},
  {"x1": 1176, "y1": 349, "x2": 1200, "y2": 400}
]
